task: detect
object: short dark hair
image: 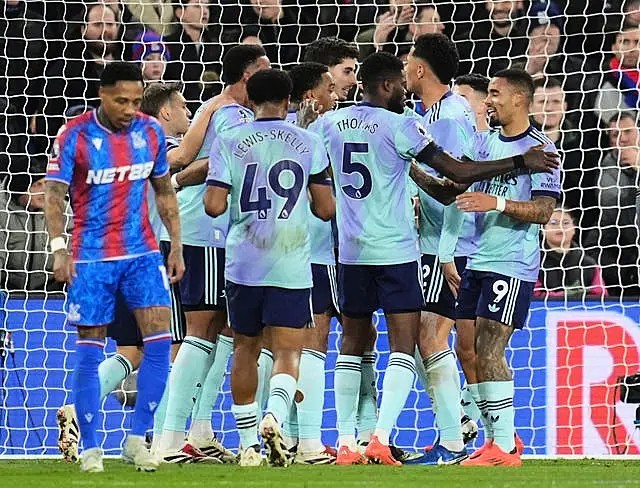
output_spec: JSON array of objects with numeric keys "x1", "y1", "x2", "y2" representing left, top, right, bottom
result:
[
  {"x1": 493, "y1": 68, "x2": 535, "y2": 102},
  {"x1": 221, "y1": 45, "x2": 267, "y2": 84},
  {"x1": 533, "y1": 76, "x2": 564, "y2": 92},
  {"x1": 140, "y1": 82, "x2": 184, "y2": 117},
  {"x1": 610, "y1": 111, "x2": 638, "y2": 125},
  {"x1": 246, "y1": 69, "x2": 292, "y2": 105},
  {"x1": 454, "y1": 73, "x2": 490, "y2": 96},
  {"x1": 84, "y1": 2, "x2": 118, "y2": 24},
  {"x1": 304, "y1": 37, "x2": 359, "y2": 67},
  {"x1": 288, "y1": 62, "x2": 329, "y2": 104},
  {"x1": 100, "y1": 62, "x2": 144, "y2": 87},
  {"x1": 413, "y1": 33, "x2": 459, "y2": 84},
  {"x1": 360, "y1": 52, "x2": 404, "y2": 94}
]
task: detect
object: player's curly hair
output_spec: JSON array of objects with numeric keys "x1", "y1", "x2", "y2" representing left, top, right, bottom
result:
[
  {"x1": 288, "y1": 62, "x2": 329, "y2": 104},
  {"x1": 247, "y1": 69, "x2": 293, "y2": 105},
  {"x1": 304, "y1": 37, "x2": 360, "y2": 67},
  {"x1": 359, "y1": 52, "x2": 404, "y2": 94},
  {"x1": 99, "y1": 62, "x2": 143, "y2": 87},
  {"x1": 221, "y1": 45, "x2": 267, "y2": 85},
  {"x1": 413, "y1": 33, "x2": 459, "y2": 84},
  {"x1": 454, "y1": 73, "x2": 490, "y2": 96}
]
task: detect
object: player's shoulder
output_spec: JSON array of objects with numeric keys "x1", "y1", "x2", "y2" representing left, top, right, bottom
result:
[
  {"x1": 58, "y1": 111, "x2": 93, "y2": 138},
  {"x1": 134, "y1": 112, "x2": 163, "y2": 133},
  {"x1": 527, "y1": 126, "x2": 558, "y2": 152},
  {"x1": 439, "y1": 93, "x2": 475, "y2": 124},
  {"x1": 214, "y1": 103, "x2": 253, "y2": 125}
]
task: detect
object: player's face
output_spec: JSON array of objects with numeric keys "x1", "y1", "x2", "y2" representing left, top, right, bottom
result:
[
  {"x1": 484, "y1": 77, "x2": 517, "y2": 127},
  {"x1": 245, "y1": 56, "x2": 272, "y2": 81},
  {"x1": 454, "y1": 83, "x2": 489, "y2": 126},
  {"x1": 99, "y1": 81, "x2": 144, "y2": 130},
  {"x1": 544, "y1": 210, "x2": 575, "y2": 248},
  {"x1": 405, "y1": 48, "x2": 422, "y2": 94},
  {"x1": 329, "y1": 58, "x2": 357, "y2": 101},
  {"x1": 386, "y1": 74, "x2": 407, "y2": 114},
  {"x1": 142, "y1": 54, "x2": 166, "y2": 81},
  {"x1": 531, "y1": 86, "x2": 565, "y2": 130},
  {"x1": 167, "y1": 92, "x2": 191, "y2": 136},
  {"x1": 310, "y1": 72, "x2": 337, "y2": 114}
]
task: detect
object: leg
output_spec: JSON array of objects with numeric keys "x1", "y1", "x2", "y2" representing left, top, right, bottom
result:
[
  {"x1": 256, "y1": 327, "x2": 274, "y2": 413},
  {"x1": 356, "y1": 323, "x2": 378, "y2": 444},
  {"x1": 456, "y1": 318, "x2": 482, "y2": 424}
]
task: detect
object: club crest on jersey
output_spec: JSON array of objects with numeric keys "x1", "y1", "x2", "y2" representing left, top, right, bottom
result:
[
  {"x1": 86, "y1": 161, "x2": 154, "y2": 184},
  {"x1": 132, "y1": 131, "x2": 147, "y2": 149},
  {"x1": 68, "y1": 303, "x2": 81, "y2": 322}
]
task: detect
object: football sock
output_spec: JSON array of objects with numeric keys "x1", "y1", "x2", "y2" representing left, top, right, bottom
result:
[
  {"x1": 255, "y1": 348, "x2": 274, "y2": 423},
  {"x1": 356, "y1": 350, "x2": 377, "y2": 443},
  {"x1": 425, "y1": 349, "x2": 463, "y2": 451},
  {"x1": 481, "y1": 380, "x2": 515, "y2": 453},
  {"x1": 297, "y1": 349, "x2": 326, "y2": 448},
  {"x1": 152, "y1": 363, "x2": 172, "y2": 452},
  {"x1": 98, "y1": 353, "x2": 133, "y2": 400},
  {"x1": 131, "y1": 332, "x2": 171, "y2": 437},
  {"x1": 73, "y1": 338, "x2": 104, "y2": 450},
  {"x1": 461, "y1": 383, "x2": 482, "y2": 423},
  {"x1": 374, "y1": 352, "x2": 416, "y2": 446},
  {"x1": 232, "y1": 402, "x2": 259, "y2": 449},
  {"x1": 335, "y1": 355, "x2": 361, "y2": 450},
  {"x1": 265, "y1": 373, "x2": 297, "y2": 425},
  {"x1": 282, "y1": 402, "x2": 298, "y2": 449},
  {"x1": 475, "y1": 382, "x2": 494, "y2": 442}
]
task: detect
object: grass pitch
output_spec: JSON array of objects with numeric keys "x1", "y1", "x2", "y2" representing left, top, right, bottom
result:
[{"x1": 0, "y1": 459, "x2": 639, "y2": 488}]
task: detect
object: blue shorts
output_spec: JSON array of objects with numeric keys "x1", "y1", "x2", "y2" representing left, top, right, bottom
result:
[
  {"x1": 226, "y1": 281, "x2": 313, "y2": 337},
  {"x1": 422, "y1": 255, "x2": 467, "y2": 320},
  {"x1": 311, "y1": 264, "x2": 340, "y2": 316},
  {"x1": 178, "y1": 245, "x2": 226, "y2": 311},
  {"x1": 455, "y1": 270, "x2": 534, "y2": 329},
  {"x1": 67, "y1": 252, "x2": 171, "y2": 327},
  {"x1": 338, "y1": 261, "x2": 424, "y2": 318}
]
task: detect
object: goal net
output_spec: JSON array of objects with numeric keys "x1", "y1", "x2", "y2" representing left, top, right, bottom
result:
[{"x1": 2, "y1": 0, "x2": 640, "y2": 458}]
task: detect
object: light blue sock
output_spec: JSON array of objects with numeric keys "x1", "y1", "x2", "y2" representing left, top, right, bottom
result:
[
  {"x1": 475, "y1": 382, "x2": 494, "y2": 442},
  {"x1": 191, "y1": 341, "x2": 217, "y2": 420},
  {"x1": 356, "y1": 351, "x2": 377, "y2": 443},
  {"x1": 255, "y1": 348, "x2": 274, "y2": 423},
  {"x1": 131, "y1": 332, "x2": 171, "y2": 436},
  {"x1": 232, "y1": 402, "x2": 259, "y2": 449},
  {"x1": 266, "y1": 373, "x2": 297, "y2": 425},
  {"x1": 482, "y1": 380, "x2": 515, "y2": 453},
  {"x1": 73, "y1": 338, "x2": 104, "y2": 450},
  {"x1": 414, "y1": 346, "x2": 429, "y2": 393},
  {"x1": 297, "y1": 349, "x2": 326, "y2": 444},
  {"x1": 374, "y1": 352, "x2": 416, "y2": 445},
  {"x1": 98, "y1": 353, "x2": 133, "y2": 400},
  {"x1": 282, "y1": 401, "x2": 298, "y2": 443},
  {"x1": 153, "y1": 364, "x2": 172, "y2": 441},
  {"x1": 461, "y1": 383, "x2": 482, "y2": 423},
  {"x1": 425, "y1": 349, "x2": 463, "y2": 449},
  {"x1": 160, "y1": 336, "x2": 214, "y2": 450},
  {"x1": 193, "y1": 335, "x2": 233, "y2": 424},
  {"x1": 335, "y1": 355, "x2": 361, "y2": 446}
]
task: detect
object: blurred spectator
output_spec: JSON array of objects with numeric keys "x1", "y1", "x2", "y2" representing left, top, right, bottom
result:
[
  {"x1": 623, "y1": 0, "x2": 640, "y2": 28},
  {"x1": 530, "y1": 77, "x2": 600, "y2": 231},
  {"x1": 164, "y1": 0, "x2": 223, "y2": 111},
  {"x1": 42, "y1": 2, "x2": 121, "y2": 144},
  {"x1": 595, "y1": 25, "x2": 640, "y2": 125},
  {"x1": 0, "y1": 159, "x2": 72, "y2": 291},
  {"x1": 315, "y1": 0, "x2": 377, "y2": 42},
  {"x1": 454, "y1": 0, "x2": 528, "y2": 76},
  {"x1": 0, "y1": 97, "x2": 29, "y2": 176},
  {"x1": 232, "y1": 0, "x2": 318, "y2": 68},
  {"x1": 535, "y1": 208, "x2": 608, "y2": 298},
  {"x1": 584, "y1": 111, "x2": 640, "y2": 297},
  {"x1": 122, "y1": 0, "x2": 178, "y2": 37},
  {"x1": 356, "y1": 2, "x2": 445, "y2": 59},
  {"x1": 453, "y1": 73, "x2": 490, "y2": 131},
  {"x1": 131, "y1": 31, "x2": 170, "y2": 82},
  {"x1": 554, "y1": 0, "x2": 620, "y2": 57}
]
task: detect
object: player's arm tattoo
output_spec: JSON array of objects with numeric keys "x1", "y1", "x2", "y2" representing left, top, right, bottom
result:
[
  {"x1": 503, "y1": 195, "x2": 556, "y2": 224},
  {"x1": 409, "y1": 161, "x2": 469, "y2": 205},
  {"x1": 150, "y1": 174, "x2": 182, "y2": 246},
  {"x1": 175, "y1": 158, "x2": 208, "y2": 187},
  {"x1": 44, "y1": 181, "x2": 70, "y2": 240}
]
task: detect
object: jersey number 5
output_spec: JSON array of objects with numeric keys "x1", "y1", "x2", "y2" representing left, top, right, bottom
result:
[
  {"x1": 240, "y1": 160, "x2": 304, "y2": 220},
  {"x1": 341, "y1": 142, "x2": 371, "y2": 199}
]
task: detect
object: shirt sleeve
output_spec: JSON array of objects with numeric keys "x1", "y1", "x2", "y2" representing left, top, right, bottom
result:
[
  {"x1": 438, "y1": 203, "x2": 465, "y2": 263},
  {"x1": 394, "y1": 115, "x2": 433, "y2": 161},
  {"x1": 531, "y1": 143, "x2": 561, "y2": 199},
  {"x1": 309, "y1": 133, "x2": 330, "y2": 178},
  {"x1": 206, "y1": 135, "x2": 231, "y2": 188},
  {"x1": 151, "y1": 122, "x2": 169, "y2": 178},
  {"x1": 46, "y1": 126, "x2": 77, "y2": 185}
]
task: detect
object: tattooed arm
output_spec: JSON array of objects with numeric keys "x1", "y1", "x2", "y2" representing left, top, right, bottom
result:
[
  {"x1": 167, "y1": 99, "x2": 220, "y2": 169},
  {"x1": 45, "y1": 180, "x2": 75, "y2": 284},
  {"x1": 456, "y1": 193, "x2": 556, "y2": 224},
  {"x1": 173, "y1": 158, "x2": 209, "y2": 189},
  {"x1": 409, "y1": 161, "x2": 469, "y2": 205}
]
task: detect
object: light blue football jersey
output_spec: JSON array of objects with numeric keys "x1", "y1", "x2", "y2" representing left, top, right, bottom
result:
[
  {"x1": 314, "y1": 103, "x2": 432, "y2": 265},
  {"x1": 415, "y1": 91, "x2": 477, "y2": 256},
  {"x1": 467, "y1": 125, "x2": 561, "y2": 282},
  {"x1": 147, "y1": 136, "x2": 180, "y2": 242},
  {"x1": 207, "y1": 118, "x2": 330, "y2": 288},
  {"x1": 160, "y1": 103, "x2": 253, "y2": 247}
]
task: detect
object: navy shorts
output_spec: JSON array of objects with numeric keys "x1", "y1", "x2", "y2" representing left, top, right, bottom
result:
[
  {"x1": 311, "y1": 264, "x2": 340, "y2": 316},
  {"x1": 338, "y1": 261, "x2": 424, "y2": 317},
  {"x1": 226, "y1": 281, "x2": 313, "y2": 337},
  {"x1": 67, "y1": 252, "x2": 170, "y2": 326},
  {"x1": 456, "y1": 270, "x2": 534, "y2": 329},
  {"x1": 421, "y1": 254, "x2": 467, "y2": 320},
  {"x1": 178, "y1": 245, "x2": 226, "y2": 312}
]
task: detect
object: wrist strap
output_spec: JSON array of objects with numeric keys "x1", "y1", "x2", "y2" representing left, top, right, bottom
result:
[
  {"x1": 171, "y1": 173, "x2": 180, "y2": 189},
  {"x1": 495, "y1": 197, "x2": 506, "y2": 213},
  {"x1": 50, "y1": 236, "x2": 66, "y2": 253},
  {"x1": 513, "y1": 154, "x2": 525, "y2": 169}
]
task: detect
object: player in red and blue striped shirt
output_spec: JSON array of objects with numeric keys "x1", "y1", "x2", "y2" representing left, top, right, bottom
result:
[{"x1": 45, "y1": 62, "x2": 185, "y2": 473}]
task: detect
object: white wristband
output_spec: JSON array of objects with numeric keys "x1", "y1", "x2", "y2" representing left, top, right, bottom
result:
[
  {"x1": 495, "y1": 197, "x2": 506, "y2": 213},
  {"x1": 50, "y1": 236, "x2": 66, "y2": 253},
  {"x1": 171, "y1": 173, "x2": 180, "y2": 189}
]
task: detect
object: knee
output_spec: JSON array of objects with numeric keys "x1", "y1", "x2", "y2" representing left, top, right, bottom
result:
[{"x1": 455, "y1": 341, "x2": 475, "y2": 366}]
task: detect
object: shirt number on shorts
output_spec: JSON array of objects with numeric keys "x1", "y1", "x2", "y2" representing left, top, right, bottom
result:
[
  {"x1": 240, "y1": 160, "x2": 304, "y2": 219},
  {"x1": 341, "y1": 142, "x2": 371, "y2": 199},
  {"x1": 492, "y1": 279, "x2": 509, "y2": 303}
]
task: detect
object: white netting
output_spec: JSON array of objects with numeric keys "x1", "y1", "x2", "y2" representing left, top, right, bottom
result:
[{"x1": 1, "y1": 0, "x2": 640, "y2": 457}]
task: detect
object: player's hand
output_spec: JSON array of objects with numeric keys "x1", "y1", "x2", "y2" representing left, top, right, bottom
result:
[
  {"x1": 297, "y1": 98, "x2": 320, "y2": 129},
  {"x1": 456, "y1": 192, "x2": 498, "y2": 213},
  {"x1": 522, "y1": 144, "x2": 560, "y2": 173},
  {"x1": 441, "y1": 261, "x2": 461, "y2": 298},
  {"x1": 167, "y1": 245, "x2": 185, "y2": 284},
  {"x1": 53, "y1": 250, "x2": 76, "y2": 286}
]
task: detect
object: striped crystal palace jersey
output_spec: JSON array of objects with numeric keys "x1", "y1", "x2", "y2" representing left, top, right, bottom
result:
[
  {"x1": 415, "y1": 91, "x2": 477, "y2": 256},
  {"x1": 46, "y1": 111, "x2": 168, "y2": 262},
  {"x1": 468, "y1": 125, "x2": 561, "y2": 282},
  {"x1": 315, "y1": 103, "x2": 432, "y2": 265}
]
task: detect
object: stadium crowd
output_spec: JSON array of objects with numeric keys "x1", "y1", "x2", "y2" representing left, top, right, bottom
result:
[{"x1": 1, "y1": 0, "x2": 640, "y2": 296}]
